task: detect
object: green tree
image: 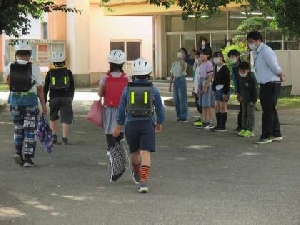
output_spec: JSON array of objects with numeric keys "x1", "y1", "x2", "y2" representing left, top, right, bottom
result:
[{"x1": 0, "y1": 0, "x2": 80, "y2": 37}]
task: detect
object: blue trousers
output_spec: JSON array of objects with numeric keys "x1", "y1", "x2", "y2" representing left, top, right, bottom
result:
[{"x1": 173, "y1": 76, "x2": 188, "y2": 120}]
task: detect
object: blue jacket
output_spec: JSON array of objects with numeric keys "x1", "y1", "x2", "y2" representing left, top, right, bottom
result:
[{"x1": 117, "y1": 79, "x2": 165, "y2": 125}]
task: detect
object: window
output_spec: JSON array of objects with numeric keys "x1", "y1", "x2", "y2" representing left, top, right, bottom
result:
[
  {"x1": 41, "y1": 22, "x2": 48, "y2": 39},
  {"x1": 110, "y1": 40, "x2": 141, "y2": 61}
]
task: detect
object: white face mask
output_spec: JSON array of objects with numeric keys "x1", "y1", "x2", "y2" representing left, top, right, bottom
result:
[
  {"x1": 195, "y1": 59, "x2": 199, "y2": 64},
  {"x1": 230, "y1": 58, "x2": 237, "y2": 64},
  {"x1": 177, "y1": 52, "x2": 183, "y2": 58},
  {"x1": 213, "y1": 57, "x2": 221, "y2": 64},
  {"x1": 201, "y1": 41, "x2": 206, "y2": 46},
  {"x1": 240, "y1": 73, "x2": 248, "y2": 77},
  {"x1": 248, "y1": 43, "x2": 257, "y2": 50}
]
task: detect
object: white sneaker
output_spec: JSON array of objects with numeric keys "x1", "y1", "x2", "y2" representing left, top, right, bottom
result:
[{"x1": 271, "y1": 136, "x2": 283, "y2": 142}]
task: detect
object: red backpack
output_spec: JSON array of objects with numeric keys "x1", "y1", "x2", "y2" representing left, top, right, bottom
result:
[{"x1": 104, "y1": 73, "x2": 128, "y2": 107}]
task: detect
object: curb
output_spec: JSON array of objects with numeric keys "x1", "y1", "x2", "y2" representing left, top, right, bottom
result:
[{"x1": 164, "y1": 98, "x2": 240, "y2": 110}]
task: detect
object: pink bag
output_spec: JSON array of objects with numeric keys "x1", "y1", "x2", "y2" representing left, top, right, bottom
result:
[{"x1": 86, "y1": 100, "x2": 103, "y2": 127}]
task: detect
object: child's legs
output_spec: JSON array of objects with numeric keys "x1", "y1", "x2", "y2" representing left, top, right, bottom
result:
[
  {"x1": 173, "y1": 79, "x2": 181, "y2": 119},
  {"x1": 23, "y1": 106, "x2": 39, "y2": 157},
  {"x1": 241, "y1": 102, "x2": 248, "y2": 130},
  {"x1": 10, "y1": 105, "x2": 25, "y2": 155},
  {"x1": 247, "y1": 104, "x2": 255, "y2": 132},
  {"x1": 215, "y1": 100, "x2": 221, "y2": 113},
  {"x1": 140, "y1": 150, "x2": 151, "y2": 167}
]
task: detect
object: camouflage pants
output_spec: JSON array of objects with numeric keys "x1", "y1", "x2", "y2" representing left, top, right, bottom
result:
[{"x1": 10, "y1": 105, "x2": 39, "y2": 157}]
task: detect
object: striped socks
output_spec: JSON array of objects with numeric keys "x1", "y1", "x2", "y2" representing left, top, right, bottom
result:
[{"x1": 140, "y1": 165, "x2": 150, "y2": 183}]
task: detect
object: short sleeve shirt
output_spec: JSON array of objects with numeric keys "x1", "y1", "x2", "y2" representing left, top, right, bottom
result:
[
  {"x1": 170, "y1": 61, "x2": 187, "y2": 77},
  {"x1": 199, "y1": 61, "x2": 213, "y2": 78}
]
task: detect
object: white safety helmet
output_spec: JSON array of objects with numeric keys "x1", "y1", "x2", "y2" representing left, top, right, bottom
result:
[
  {"x1": 132, "y1": 58, "x2": 152, "y2": 76},
  {"x1": 51, "y1": 51, "x2": 65, "y2": 63},
  {"x1": 14, "y1": 40, "x2": 32, "y2": 51},
  {"x1": 107, "y1": 49, "x2": 126, "y2": 64}
]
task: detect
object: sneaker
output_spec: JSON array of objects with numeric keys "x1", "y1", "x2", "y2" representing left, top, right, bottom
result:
[
  {"x1": 233, "y1": 127, "x2": 242, "y2": 133},
  {"x1": 193, "y1": 119, "x2": 203, "y2": 126},
  {"x1": 62, "y1": 137, "x2": 68, "y2": 145},
  {"x1": 255, "y1": 137, "x2": 272, "y2": 144},
  {"x1": 131, "y1": 170, "x2": 140, "y2": 185},
  {"x1": 270, "y1": 136, "x2": 283, "y2": 142},
  {"x1": 13, "y1": 154, "x2": 23, "y2": 165},
  {"x1": 23, "y1": 157, "x2": 34, "y2": 167},
  {"x1": 237, "y1": 130, "x2": 246, "y2": 137},
  {"x1": 179, "y1": 120, "x2": 189, "y2": 123},
  {"x1": 204, "y1": 123, "x2": 214, "y2": 129},
  {"x1": 138, "y1": 182, "x2": 148, "y2": 194},
  {"x1": 53, "y1": 134, "x2": 58, "y2": 144},
  {"x1": 214, "y1": 127, "x2": 227, "y2": 132},
  {"x1": 196, "y1": 122, "x2": 208, "y2": 129},
  {"x1": 243, "y1": 130, "x2": 254, "y2": 137}
]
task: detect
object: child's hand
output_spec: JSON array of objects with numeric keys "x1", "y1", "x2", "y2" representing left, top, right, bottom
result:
[
  {"x1": 168, "y1": 84, "x2": 172, "y2": 92},
  {"x1": 113, "y1": 126, "x2": 121, "y2": 137},
  {"x1": 155, "y1": 124, "x2": 163, "y2": 133},
  {"x1": 201, "y1": 86, "x2": 207, "y2": 93}
]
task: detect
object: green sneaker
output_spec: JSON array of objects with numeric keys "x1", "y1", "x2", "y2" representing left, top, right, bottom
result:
[
  {"x1": 243, "y1": 130, "x2": 254, "y2": 137},
  {"x1": 193, "y1": 119, "x2": 203, "y2": 127},
  {"x1": 237, "y1": 130, "x2": 246, "y2": 137}
]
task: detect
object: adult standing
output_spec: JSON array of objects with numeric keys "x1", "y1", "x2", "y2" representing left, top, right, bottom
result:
[
  {"x1": 247, "y1": 31, "x2": 285, "y2": 144},
  {"x1": 169, "y1": 49, "x2": 189, "y2": 122}
]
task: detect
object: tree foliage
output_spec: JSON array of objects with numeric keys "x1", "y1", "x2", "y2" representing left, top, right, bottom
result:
[{"x1": 0, "y1": 0, "x2": 80, "y2": 37}]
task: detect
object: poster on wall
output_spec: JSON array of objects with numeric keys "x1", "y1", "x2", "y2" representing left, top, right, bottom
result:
[{"x1": 37, "y1": 44, "x2": 49, "y2": 65}]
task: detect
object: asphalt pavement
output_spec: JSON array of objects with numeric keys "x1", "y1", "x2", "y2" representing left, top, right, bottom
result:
[{"x1": 0, "y1": 91, "x2": 300, "y2": 225}]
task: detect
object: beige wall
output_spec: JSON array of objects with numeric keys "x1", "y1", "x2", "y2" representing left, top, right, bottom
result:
[
  {"x1": 276, "y1": 50, "x2": 300, "y2": 95},
  {"x1": 89, "y1": 4, "x2": 153, "y2": 84}
]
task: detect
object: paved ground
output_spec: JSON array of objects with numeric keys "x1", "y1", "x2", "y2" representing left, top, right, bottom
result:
[{"x1": 0, "y1": 91, "x2": 300, "y2": 225}]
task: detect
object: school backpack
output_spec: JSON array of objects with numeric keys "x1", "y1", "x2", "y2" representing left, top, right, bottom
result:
[
  {"x1": 36, "y1": 115, "x2": 53, "y2": 153},
  {"x1": 126, "y1": 82, "x2": 154, "y2": 117},
  {"x1": 104, "y1": 73, "x2": 128, "y2": 107},
  {"x1": 9, "y1": 62, "x2": 34, "y2": 92},
  {"x1": 49, "y1": 67, "x2": 70, "y2": 90}
]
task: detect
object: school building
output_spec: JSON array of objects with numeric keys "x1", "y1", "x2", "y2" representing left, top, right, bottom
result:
[{"x1": 1, "y1": 0, "x2": 300, "y2": 94}]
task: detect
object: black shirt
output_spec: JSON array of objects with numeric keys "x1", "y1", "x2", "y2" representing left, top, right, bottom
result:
[
  {"x1": 239, "y1": 72, "x2": 258, "y2": 103},
  {"x1": 212, "y1": 64, "x2": 230, "y2": 94}
]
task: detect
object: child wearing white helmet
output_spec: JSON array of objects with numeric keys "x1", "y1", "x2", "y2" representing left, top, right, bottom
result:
[
  {"x1": 44, "y1": 51, "x2": 75, "y2": 145},
  {"x1": 98, "y1": 50, "x2": 129, "y2": 153},
  {"x1": 113, "y1": 58, "x2": 165, "y2": 193},
  {"x1": 3, "y1": 40, "x2": 47, "y2": 167}
]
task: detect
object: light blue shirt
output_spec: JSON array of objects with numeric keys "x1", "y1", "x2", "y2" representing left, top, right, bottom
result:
[{"x1": 253, "y1": 43, "x2": 282, "y2": 84}]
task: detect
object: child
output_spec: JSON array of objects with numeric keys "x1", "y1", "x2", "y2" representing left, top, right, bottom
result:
[
  {"x1": 196, "y1": 49, "x2": 214, "y2": 129},
  {"x1": 3, "y1": 40, "x2": 47, "y2": 167},
  {"x1": 169, "y1": 49, "x2": 188, "y2": 122},
  {"x1": 44, "y1": 51, "x2": 75, "y2": 145},
  {"x1": 236, "y1": 62, "x2": 258, "y2": 137},
  {"x1": 227, "y1": 49, "x2": 242, "y2": 132},
  {"x1": 98, "y1": 50, "x2": 129, "y2": 153},
  {"x1": 113, "y1": 58, "x2": 165, "y2": 194},
  {"x1": 211, "y1": 51, "x2": 230, "y2": 131},
  {"x1": 192, "y1": 51, "x2": 203, "y2": 127}
]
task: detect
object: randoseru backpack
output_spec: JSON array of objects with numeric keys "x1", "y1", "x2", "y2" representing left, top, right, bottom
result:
[
  {"x1": 9, "y1": 62, "x2": 34, "y2": 92},
  {"x1": 104, "y1": 73, "x2": 128, "y2": 107},
  {"x1": 126, "y1": 82, "x2": 154, "y2": 117},
  {"x1": 49, "y1": 67, "x2": 70, "y2": 90}
]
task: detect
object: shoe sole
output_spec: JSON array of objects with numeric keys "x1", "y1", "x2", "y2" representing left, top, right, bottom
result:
[
  {"x1": 13, "y1": 154, "x2": 23, "y2": 165},
  {"x1": 23, "y1": 163, "x2": 35, "y2": 167},
  {"x1": 272, "y1": 137, "x2": 283, "y2": 142},
  {"x1": 138, "y1": 187, "x2": 148, "y2": 193},
  {"x1": 255, "y1": 140, "x2": 272, "y2": 144}
]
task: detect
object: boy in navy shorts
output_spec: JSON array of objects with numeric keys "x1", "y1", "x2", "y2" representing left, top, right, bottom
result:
[{"x1": 113, "y1": 58, "x2": 165, "y2": 193}]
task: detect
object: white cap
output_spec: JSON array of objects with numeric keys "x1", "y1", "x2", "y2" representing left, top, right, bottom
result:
[
  {"x1": 132, "y1": 58, "x2": 152, "y2": 76},
  {"x1": 107, "y1": 49, "x2": 126, "y2": 64},
  {"x1": 15, "y1": 40, "x2": 32, "y2": 51},
  {"x1": 51, "y1": 51, "x2": 65, "y2": 63}
]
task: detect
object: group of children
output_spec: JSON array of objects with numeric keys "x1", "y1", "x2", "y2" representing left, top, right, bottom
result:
[{"x1": 191, "y1": 48, "x2": 258, "y2": 137}]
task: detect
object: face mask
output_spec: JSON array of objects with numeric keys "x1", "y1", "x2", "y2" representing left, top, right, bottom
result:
[
  {"x1": 177, "y1": 52, "x2": 183, "y2": 58},
  {"x1": 240, "y1": 73, "x2": 248, "y2": 77},
  {"x1": 195, "y1": 59, "x2": 199, "y2": 64},
  {"x1": 230, "y1": 58, "x2": 237, "y2": 64},
  {"x1": 213, "y1": 57, "x2": 221, "y2": 64},
  {"x1": 248, "y1": 43, "x2": 257, "y2": 50}
]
